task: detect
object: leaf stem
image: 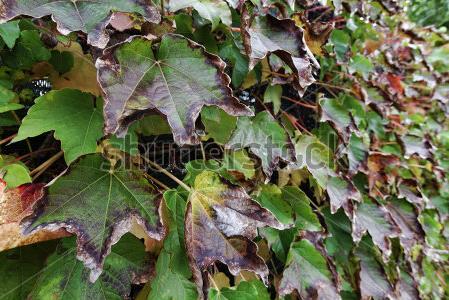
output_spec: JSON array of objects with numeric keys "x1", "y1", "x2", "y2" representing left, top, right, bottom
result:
[
  {"x1": 30, "y1": 151, "x2": 64, "y2": 180},
  {"x1": 141, "y1": 156, "x2": 192, "y2": 192},
  {"x1": 144, "y1": 173, "x2": 170, "y2": 190},
  {"x1": 200, "y1": 142, "x2": 206, "y2": 161}
]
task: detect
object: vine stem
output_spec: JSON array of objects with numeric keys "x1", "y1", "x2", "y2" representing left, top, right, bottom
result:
[
  {"x1": 281, "y1": 96, "x2": 317, "y2": 110},
  {"x1": 0, "y1": 133, "x2": 16, "y2": 146},
  {"x1": 144, "y1": 173, "x2": 170, "y2": 190},
  {"x1": 314, "y1": 81, "x2": 355, "y2": 94},
  {"x1": 30, "y1": 151, "x2": 64, "y2": 179},
  {"x1": 141, "y1": 156, "x2": 192, "y2": 192}
]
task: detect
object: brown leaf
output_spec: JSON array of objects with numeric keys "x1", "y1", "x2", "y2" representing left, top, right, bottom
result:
[
  {"x1": 241, "y1": 8, "x2": 319, "y2": 95},
  {"x1": 0, "y1": 180, "x2": 68, "y2": 251},
  {"x1": 185, "y1": 171, "x2": 286, "y2": 297},
  {"x1": 96, "y1": 34, "x2": 253, "y2": 145},
  {"x1": 367, "y1": 152, "x2": 400, "y2": 198}
]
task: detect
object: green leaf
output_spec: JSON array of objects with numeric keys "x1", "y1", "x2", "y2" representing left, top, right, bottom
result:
[
  {"x1": 30, "y1": 234, "x2": 150, "y2": 300},
  {"x1": 222, "y1": 149, "x2": 255, "y2": 180},
  {"x1": 0, "y1": 85, "x2": 22, "y2": 113},
  {"x1": 49, "y1": 50, "x2": 74, "y2": 74},
  {"x1": 0, "y1": 0, "x2": 160, "y2": 48},
  {"x1": 263, "y1": 84, "x2": 282, "y2": 114},
  {"x1": 22, "y1": 154, "x2": 164, "y2": 280},
  {"x1": 209, "y1": 280, "x2": 270, "y2": 300},
  {"x1": 0, "y1": 240, "x2": 58, "y2": 300},
  {"x1": 279, "y1": 239, "x2": 339, "y2": 298},
  {"x1": 135, "y1": 114, "x2": 172, "y2": 136},
  {"x1": 96, "y1": 34, "x2": 252, "y2": 145},
  {"x1": 255, "y1": 184, "x2": 294, "y2": 226},
  {"x1": 0, "y1": 20, "x2": 20, "y2": 49},
  {"x1": 12, "y1": 89, "x2": 104, "y2": 164},
  {"x1": 282, "y1": 186, "x2": 322, "y2": 231},
  {"x1": 0, "y1": 155, "x2": 31, "y2": 188},
  {"x1": 219, "y1": 42, "x2": 249, "y2": 88},
  {"x1": 329, "y1": 29, "x2": 351, "y2": 62},
  {"x1": 226, "y1": 111, "x2": 295, "y2": 178},
  {"x1": 347, "y1": 133, "x2": 368, "y2": 174},
  {"x1": 349, "y1": 54, "x2": 373, "y2": 79},
  {"x1": 259, "y1": 227, "x2": 297, "y2": 263},
  {"x1": 169, "y1": 0, "x2": 232, "y2": 30},
  {"x1": 1, "y1": 30, "x2": 51, "y2": 70},
  {"x1": 201, "y1": 106, "x2": 237, "y2": 144}
]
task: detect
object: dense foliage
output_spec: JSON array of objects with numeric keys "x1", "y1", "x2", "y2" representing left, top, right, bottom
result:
[{"x1": 0, "y1": 0, "x2": 448, "y2": 299}]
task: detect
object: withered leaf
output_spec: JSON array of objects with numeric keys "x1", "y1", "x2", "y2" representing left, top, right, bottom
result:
[
  {"x1": 22, "y1": 154, "x2": 164, "y2": 281},
  {"x1": 96, "y1": 34, "x2": 252, "y2": 145},
  {"x1": 226, "y1": 111, "x2": 295, "y2": 179},
  {"x1": 0, "y1": 0, "x2": 160, "y2": 48},
  {"x1": 241, "y1": 11, "x2": 319, "y2": 95},
  {"x1": 185, "y1": 171, "x2": 286, "y2": 297},
  {"x1": 279, "y1": 239, "x2": 340, "y2": 299},
  {"x1": 0, "y1": 180, "x2": 68, "y2": 251}
]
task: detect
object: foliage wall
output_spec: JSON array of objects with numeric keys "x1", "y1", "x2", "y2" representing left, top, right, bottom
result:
[{"x1": 0, "y1": 0, "x2": 448, "y2": 299}]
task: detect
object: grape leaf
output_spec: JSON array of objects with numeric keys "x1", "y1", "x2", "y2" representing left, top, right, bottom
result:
[
  {"x1": 289, "y1": 135, "x2": 361, "y2": 214},
  {"x1": 169, "y1": 0, "x2": 232, "y2": 30},
  {"x1": 12, "y1": 89, "x2": 103, "y2": 164},
  {"x1": 201, "y1": 106, "x2": 237, "y2": 145},
  {"x1": 0, "y1": 239, "x2": 58, "y2": 300},
  {"x1": 185, "y1": 171, "x2": 286, "y2": 296},
  {"x1": 222, "y1": 149, "x2": 255, "y2": 180},
  {"x1": 0, "y1": 0, "x2": 160, "y2": 48},
  {"x1": 240, "y1": 12, "x2": 318, "y2": 95},
  {"x1": 0, "y1": 85, "x2": 22, "y2": 113},
  {"x1": 0, "y1": 155, "x2": 31, "y2": 188},
  {"x1": 21, "y1": 154, "x2": 164, "y2": 281},
  {"x1": 96, "y1": 34, "x2": 252, "y2": 145},
  {"x1": 226, "y1": 111, "x2": 295, "y2": 179},
  {"x1": 355, "y1": 237, "x2": 394, "y2": 299},
  {"x1": 352, "y1": 198, "x2": 400, "y2": 259},
  {"x1": 282, "y1": 186, "x2": 322, "y2": 232},
  {"x1": 30, "y1": 234, "x2": 151, "y2": 299},
  {"x1": 0, "y1": 20, "x2": 20, "y2": 49},
  {"x1": 209, "y1": 280, "x2": 270, "y2": 300},
  {"x1": 254, "y1": 184, "x2": 294, "y2": 226},
  {"x1": 149, "y1": 189, "x2": 197, "y2": 300},
  {"x1": 279, "y1": 239, "x2": 340, "y2": 299},
  {"x1": 1, "y1": 30, "x2": 51, "y2": 70}
]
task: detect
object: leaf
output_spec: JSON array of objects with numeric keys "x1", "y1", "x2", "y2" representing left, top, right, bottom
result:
[
  {"x1": 282, "y1": 186, "x2": 322, "y2": 232},
  {"x1": 0, "y1": 180, "x2": 68, "y2": 251},
  {"x1": 201, "y1": 106, "x2": 237, "y2": 144},
  {"x1": 219, "y1": 42, "x2": 249, "y2": 88},
  {"x1": 0, "y1": 156, "x2": 31, "y2": 188},
  {"x1": 149, "y1": 189, "x2": 198, "y2": 300},
  {"x1": 12, "y1": 89, "x2": 104, "y2": 164},
  {"x1": 355, "y1": 236, "x2": 394, "y2": 300},
  {"x1": 169, "y1": 0, "x2": 232, "y2": 30},
  {"x1": 0, "y1": 0, "x2": 160, "y2": 48},
  {"x1": 49, "y1": 50, "x2": 74, "y2": 74},
  {"x1": 254, "y1": 184, "x2": 294, "y2": 226},
  {"x1": 329, "y1": 29, "x2": 351, "y2": 62},
  {"x1": 349, "y1": 54, "x2": 374, "y2": 80},
  {"x1": 352, "y1": 198, "x2": 399, "y2": 259},
  {"x1": 0, "y1": 20, "x2": 20, "y2": 48},
  {"x1": 1, "y1": 30, "x2": 51, "y2": 70},
  {"x1": 386, "y1": 198, "x2": 423, "y2": 253},
  {"x1": 279, "y1": 239, "x2": 340, "y2": 299},
  {"x1": 30, "y1": 234, "x2": 151, "y2": 299},
  {"x1": 241, "y1": 13, "x2": 318, "y2": 95},
  {"x1": 226, "y1": 111, "x2": 295, "y2": 178},
  {"x1": 0, "y1": 239, "x2": 59, "y2": 300},
  {"x1": 263, "y1": 84, "x2": 282, "y2": 114},
  {"x1": 96, "y1": 34, "x2": 252, "y2": 145},
  {"x1": 289, "y1": 135, "x2": 361, "y2": 214},
  {"x1": 209, "y1": 280, "x2": 270, "y2": 300},
  {"x1": 222, "y1": 149, "x2": 255, "y2": 180},
  {"x1": 185, "y1": 171, "x2": 285, "y2": 296},
  {"x1": 21, "y1": 154, "x2": 164, "y2": 280},
  {"x1": 0, "y1": 85, "x2": 22, "y2": 113},
  {"x1": 347, "y1": 133, "x2": 368, "y2": 174}
]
